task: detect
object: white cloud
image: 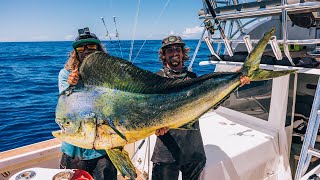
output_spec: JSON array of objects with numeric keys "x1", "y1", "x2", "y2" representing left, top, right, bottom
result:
[
  {"x1": 165, "y1": 30, "x2": 176, "y2": 36},
  {"x1": 64, "y1": 35, "x2": 75, "y2": 41},
  {"x1": 182, "y1": 26, "x2": 203, "y2": 39},
  {"x1": 146, "y1": 34, "x2": 153, "y2": 38},
  {"x1": 0, "y1": 37, "x2": 15, "y2": 42},
  {"x1": 31, "y1": 35, "x2": 49, "y2": 41}
]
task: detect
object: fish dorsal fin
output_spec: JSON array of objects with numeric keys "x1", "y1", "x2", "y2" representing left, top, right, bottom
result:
[
  {"x1": 80, "y1": 52, "x2": 182, "y2": 93},
  {"x1": 80, "y1": 52, "x2": 234, "y2": 94}
]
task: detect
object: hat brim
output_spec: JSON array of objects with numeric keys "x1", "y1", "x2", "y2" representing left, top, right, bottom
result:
[
  {"x1": 72, "y1": 39, "x2": 101, "y2": 49},
  {"x1": 161, "y1": 42, "x2": 185, "y2": 49}
]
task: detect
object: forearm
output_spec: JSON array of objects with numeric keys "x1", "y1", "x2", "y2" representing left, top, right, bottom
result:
[{"x1": 58, "y1": 69, "x2": 71, "y2": 94}]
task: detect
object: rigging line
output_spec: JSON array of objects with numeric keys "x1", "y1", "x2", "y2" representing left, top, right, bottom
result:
[
  {"x1": 101, "y1": 17, "x2": 119, "y2": 57},
  {"x1": 113, "y1": 16, "x2": 124, "y2": 58},
  {"x1": 132, "y1": 0, "x2": 171, "y2": 63},
  {"x1": 129, "y1": 0, "x2": 141, "y2": 62},
  {"x1": 188, "y1": 27, "x2": 206, "y2": 71},
  {"x1": 132, "y1": 40, "x2": 146, "y2": 63},
  {"x1": 147, "y1": 136, "x2": 151, "y2": 177}
]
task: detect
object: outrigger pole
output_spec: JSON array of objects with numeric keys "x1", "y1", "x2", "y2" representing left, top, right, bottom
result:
[
  {"x1": 101, "y1": 17, "x2": 111, "y2": 39},
  {"x1": 101, "y1": 17, "x2": 119, "y2": 57},
  {"x1": 113, "y1": 16, "x2": 124, "y2": 58}
]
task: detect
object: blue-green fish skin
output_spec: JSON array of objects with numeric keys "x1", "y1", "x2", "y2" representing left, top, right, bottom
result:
[{"x1": 54, "y1": 72, "x2": 244, "y2": 149}]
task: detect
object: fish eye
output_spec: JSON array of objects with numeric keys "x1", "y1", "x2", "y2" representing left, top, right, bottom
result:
[{"x1": 64, "y1": 119, "x2": 71, "y2": 126}]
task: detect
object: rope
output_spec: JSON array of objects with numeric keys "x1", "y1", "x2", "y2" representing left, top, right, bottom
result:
[
  {"x1": 129, "y1": 0, "x2": 141, "y2": 62},
  {"x1": 142, "y1": 136, "x2": 151, "y2": 179},
  {"x1": 132, "y1": 0, "x2": 171, "y2": 63},
  {"x1": 147, "y1": 136, "x2": 151, "y2": 178},
  {"x1": 142, "y1": 137, "x2": 148, "y2": 171}
]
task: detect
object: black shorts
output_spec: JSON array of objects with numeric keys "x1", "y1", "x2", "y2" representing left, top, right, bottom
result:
[
  {"x1": 152, "y1": 159, "x2": 206, "y2": 180},
  {"x1": 60, "y1": 153, "x2": 117, "y2": 180}
]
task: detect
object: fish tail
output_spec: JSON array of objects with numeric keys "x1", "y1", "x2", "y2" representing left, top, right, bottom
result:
[{"x1": 242, "y1": 27, "x2": 296, "y2": 81}]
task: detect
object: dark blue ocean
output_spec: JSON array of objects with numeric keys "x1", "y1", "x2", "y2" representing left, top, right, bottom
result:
[{"x1": 0, "y1": 40, "x2": 216, "y2": 152}]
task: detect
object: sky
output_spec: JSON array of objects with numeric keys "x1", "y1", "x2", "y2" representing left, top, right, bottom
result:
[{"x1": 0, "y1": 0, "x2": 205, "y2": 42}]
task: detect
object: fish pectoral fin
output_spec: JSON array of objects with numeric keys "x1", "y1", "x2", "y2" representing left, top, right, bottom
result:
[
  {"x1": 106, "y1": 147, "x2": 137, "y2": 179},
  {"x1": 102, "y1": 121, "x2": 128, "y2": 142},
  {"x1": 109, "y1": 126, "x2": 127, "y2": 142}
]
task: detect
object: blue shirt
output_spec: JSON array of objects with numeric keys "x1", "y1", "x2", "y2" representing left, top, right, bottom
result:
[{"x1": 58, "y1": 68, "x2": 106, "y2": 160}]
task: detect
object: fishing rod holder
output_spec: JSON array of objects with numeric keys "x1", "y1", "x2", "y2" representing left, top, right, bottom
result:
[
  {"x1": 222, "y1": 38, "x2": 234, "y2": 57},
  {"x1": 204, "y1": 0, "x2": 233, "y2": 57},
  {"x1": 243, "y1": 35, "x2": 253, "y2": 53},
  {"x1": 269, "y1": 36, "x2": 283, "y2": 60},
  {"x1": 205, "y1": 37, "x2": 222, "y2": 61}
]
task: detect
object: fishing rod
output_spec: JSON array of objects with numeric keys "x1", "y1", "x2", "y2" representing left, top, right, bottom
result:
[
  {"x1": 101, "y1": 17, "x2": 119, "y2": 57},
  {"x1": 113, "y1": 16, "x2": 124, "y2": 58},
  {"x1": 101, "y1": 17, "x2": 111, "y2": 39},
  {"x1": 204, "y1": 0, "x2": 233, "y2": 56}
]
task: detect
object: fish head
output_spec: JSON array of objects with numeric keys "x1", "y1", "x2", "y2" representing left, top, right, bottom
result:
[{"x1": 52, "y1": 94, "x2": 98, "y2": 149}]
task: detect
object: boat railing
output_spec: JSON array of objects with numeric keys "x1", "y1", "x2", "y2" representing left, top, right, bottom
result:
[
  {"x1": 192, "y1": 0, "x2": 320, "y2": 70},
  {"x1": 206, "y1": 38, "x2": 320, "y2": 45},
  {"x1": 199, "y1": 1, "x2": 320, "y2": 21}
]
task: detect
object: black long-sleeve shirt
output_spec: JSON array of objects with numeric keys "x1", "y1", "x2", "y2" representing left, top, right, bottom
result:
[{"x1": 151, "y1": 67, "x2": 206, "y2": 164}]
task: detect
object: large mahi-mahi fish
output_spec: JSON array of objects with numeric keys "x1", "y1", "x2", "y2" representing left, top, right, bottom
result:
[{"x1": 53, "y1": 28, "x2": 295, "y2": 178}]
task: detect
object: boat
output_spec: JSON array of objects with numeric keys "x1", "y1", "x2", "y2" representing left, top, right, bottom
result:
[{"x1": 1, "y1": 0, "x2": 320, "y2": 179}]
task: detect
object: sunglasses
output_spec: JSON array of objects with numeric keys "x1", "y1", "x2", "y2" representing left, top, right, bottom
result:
[
  {"x1": 165, "y1": 46, "x2": 182, "y2": 54},
  {"x1": 75, "y1": 44, "x2": 98, "y2": 53}
]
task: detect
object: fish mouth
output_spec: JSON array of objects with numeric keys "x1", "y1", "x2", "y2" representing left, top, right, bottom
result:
[
  {"x1": 55, "y1": 118, "x2": 66, "y2": 132},
  {"x1": 51, "y1": 129, "x2": 96, "y2": 149},
  {"x1": 52, "y1": 117, "x2": 97, "y2": 149},
  {"x1": 52, "y1": 130, "x2": 62, "y2": 138}
]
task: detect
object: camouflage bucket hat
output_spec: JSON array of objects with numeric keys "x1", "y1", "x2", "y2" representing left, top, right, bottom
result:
[{"x1": 161, "y1": 35, "x2": 185, "y2": 49}]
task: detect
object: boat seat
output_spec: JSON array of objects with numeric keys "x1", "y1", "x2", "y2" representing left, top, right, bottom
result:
[{"x1": 198, "y1": 107, "x2": 287, "y2": 180}]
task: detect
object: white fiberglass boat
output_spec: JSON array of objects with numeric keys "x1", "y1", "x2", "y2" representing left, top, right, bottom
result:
[{"x1": 1, "y1": 0, "x2": 320, "y2": 179}]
